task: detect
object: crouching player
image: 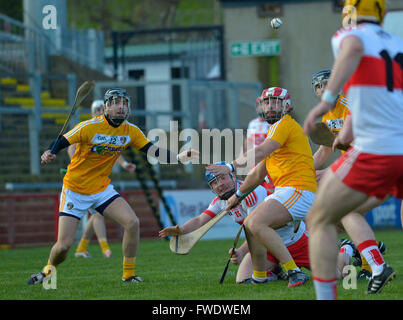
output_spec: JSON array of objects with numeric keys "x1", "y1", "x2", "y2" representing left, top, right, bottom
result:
[{"x1": 159, "y1": 164, "x2": 355, "y2": 284}]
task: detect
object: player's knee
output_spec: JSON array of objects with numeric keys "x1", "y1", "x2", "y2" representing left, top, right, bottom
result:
[
  {"x1": 124, "y1": 215, "x2": 139, "y2": 231},
  {"x1": 244, "y1": 215, "x2": 262, "y2": 235},
  {"x1": 306, "y1": 204, "x2": 332, "y2": 229}
]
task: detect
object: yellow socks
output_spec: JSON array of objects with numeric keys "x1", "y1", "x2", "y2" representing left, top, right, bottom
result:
[
  {"x1": 43, "y1": 260, "x2": 56, "y2": 276},
  {"x1": 76, "y1": 239, "x2": 89, "y2": 253},
  {"x1": 99, "y1": 239, "x2": 111, "y2": 255},
  {"x1": 282, "y1": 259, "x2": 300, "y2": 273},
  {"x1": 361, "y1": 256, "x2": 372, "y2": 272},
  {"x1": 123, "y1": 257, "x2": 136, "y2": 280}
]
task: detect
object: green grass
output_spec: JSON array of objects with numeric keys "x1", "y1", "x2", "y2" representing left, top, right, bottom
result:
[{"x1": 0, "y1": 230, "x2": 402, "y2": 300}]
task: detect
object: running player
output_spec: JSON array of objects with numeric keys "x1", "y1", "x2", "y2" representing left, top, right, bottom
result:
[
  {"x1": 207, "y1": 87, "x2": 315, "y2": 287},
  {"x1": 27, "y1": 88, "x2": 199, "y2": 285},
  {"x1": 303, "y1": 0, "x2": 401, "y2": 298}
]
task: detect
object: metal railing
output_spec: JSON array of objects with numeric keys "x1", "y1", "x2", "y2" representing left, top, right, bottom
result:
[
  {"x1": 0, "y1": 75, "x2": 261, "y2": 180},
  {"x1": 0, "y1": 12, "x2": 105, "y2": 74}
]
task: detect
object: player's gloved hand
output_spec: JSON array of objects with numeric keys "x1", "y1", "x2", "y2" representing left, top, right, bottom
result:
[
  {"x1": 41, "y1": 150, "x2": 56, "y2": 164},
  {"x1": 158, "y1": 225, "x2": 183, "y2": 238},
  {"x1": 229, "y1": 248, "x2": 243, "y2": 265}
]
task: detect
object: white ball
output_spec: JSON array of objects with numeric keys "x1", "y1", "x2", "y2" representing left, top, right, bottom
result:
[{"x1": 270, "y1": 17, "x2": 283, "y2": 30}]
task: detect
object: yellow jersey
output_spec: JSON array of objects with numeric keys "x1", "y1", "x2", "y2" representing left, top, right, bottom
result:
[
  {"x1": 321, "y1": 94, "x2": 350, "y2": 154},
  {"x1": 63, "y1": 115, "x2": 150, "y2": 194},
  {"x1": 321, "y1": 94, "x2": 350, "y2": 134},
  {"x1": 265, "y1": 114, "x2": 317, "y2": 193}
]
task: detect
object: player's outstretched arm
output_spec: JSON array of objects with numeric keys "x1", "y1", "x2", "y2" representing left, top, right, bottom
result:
[
  {"x1": 140, "y1": 142, "x2": 199, "y2": 164},
  {"x1": 206, "y1": 139, "x2": 280, "y2": 176},
  {"x1": 158, "y1": 213, "x2": 212, "y2": 238}
]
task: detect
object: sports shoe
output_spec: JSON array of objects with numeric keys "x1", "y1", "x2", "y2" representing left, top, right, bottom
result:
[
  {"x1": 122, "y1": 275, "x2": 144, "y2": 283},
  {"x1": 366, "y1": 264, "x2": 395, "y2": 294},
  {"x1": 357, "y1": 269, "x2": 372, "y2": 281},
  {"x1": 287, "y1": 270, "x2": 309, "y2": 287},
  {"x1": 272, "y1": 266, "x2": 288, "y2": 281},
  {"x1": 103, "y1": 249, "x2": 113, "y2": 258},
  {"x1": 74, "y1": 251, "x2": 92, "y2": 258},
  {"x1": 238, "y1": 278, "x2": 252, "y2": 284},
  {"x1": 378, "y1": 241, "x2": 386, "y2": 255},
  {"x1": 27, "y1": 272, "x2": 46, "y2": 285},
  {"x1": 338, "y1": 238, "x2": 361, "y2": 265}
]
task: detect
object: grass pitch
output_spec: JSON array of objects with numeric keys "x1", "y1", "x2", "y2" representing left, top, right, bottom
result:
[{"x1": 0, "y1": 230, "x2": 402, "y2": 301}]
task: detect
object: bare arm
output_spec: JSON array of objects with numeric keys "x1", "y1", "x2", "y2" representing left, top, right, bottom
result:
[
  {"x1": 158, "y1": 213, "x2": 212, "y2": 238},
  {"x1": 206, "y1": 139, "x2": 280, "y2": 176},
  {"x1": 332, "y1": 114, "x2": 353, "y2": 151},
  {"x1": 313, "y1": 145, "x2": 332, "y2": 169},
  {"x1": 238, "y1": 161, "x2": 267, "y2": 195},
  {"x1": 234, "y1": 138, "x2": 280, "y2": 172},
  {"x1": 225, "y1": 161, "x2": 267, "y2": 211}
]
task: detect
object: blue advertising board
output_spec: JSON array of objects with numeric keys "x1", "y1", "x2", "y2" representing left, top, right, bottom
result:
[{"x1": 365, "y1": 197, "x2": 402, "y2": 229}]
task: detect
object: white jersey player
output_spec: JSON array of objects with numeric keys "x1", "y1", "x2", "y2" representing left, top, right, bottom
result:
[
  {"x1": 245, "y1": 97, "x2": 271, "y2": 151},
  {"x1": 159, "y1": 162, "x2": 310, "y2": 284},
  {"x1": 303, "y1": 0, "x2": 401, "y2": 298}
]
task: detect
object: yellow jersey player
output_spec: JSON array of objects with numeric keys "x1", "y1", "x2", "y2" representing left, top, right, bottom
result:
[
  {"x1": 27, "y1": 88, "x2": 199, "y2": 285},
  {"x1": 70, "y1": 100, "x2": 135, "y2": 259},
  {"x1": 311, "y1": 69, "x2": 350, "y2": 181},
  {"x1": 207, "y1": 87, "x2": 316, "y2": 287}
]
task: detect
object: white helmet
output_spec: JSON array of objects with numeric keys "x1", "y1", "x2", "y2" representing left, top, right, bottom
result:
[
  {"x1": 91, "y1": 100, "x2": 104, "y2": 115},
  {"x1": 261, "y1": 87, "x2": 292, "y2": 124}
]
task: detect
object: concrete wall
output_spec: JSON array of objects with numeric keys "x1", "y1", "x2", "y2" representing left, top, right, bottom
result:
[
  {"x1": 223, "y1": 1, "x2": 340, "y2": 125},
  {"x1": 222, "y1": 0, "x2": 403, "y2": 162}
]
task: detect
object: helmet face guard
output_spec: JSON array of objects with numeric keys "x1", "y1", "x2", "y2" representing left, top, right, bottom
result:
[
  {"x1": 261, "y1": 87, "x2": 292, "y2": 124},
  {"x1": 311, "y1": 70, "x2": 331, "y2": 96},
  {"x1": 256, "y1": 96, "x2": 265, "y2": 119},
  {"x1": 104, "y1": 88, "x2": 131, "y2": 125},
  {"x1": 205, "y1": 162, "x2": 237, "y2": 200}
]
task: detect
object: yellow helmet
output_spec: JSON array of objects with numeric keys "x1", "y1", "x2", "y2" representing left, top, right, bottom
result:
[{"x1": 343, "y1": 0, "x2": 386, "y2": 24}]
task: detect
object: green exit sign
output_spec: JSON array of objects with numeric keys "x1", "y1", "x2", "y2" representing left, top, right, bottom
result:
[{"x1": 230, "y1": 40, "x2": 281, "y2": 57}]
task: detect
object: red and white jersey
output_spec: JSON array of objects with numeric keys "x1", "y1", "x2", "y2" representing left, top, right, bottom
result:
[
  {"x1": 246, "y1": 117, "x2": 270, "y2": 149},
  {"x1": 332, "y1": 23, "x2": 403, "y2": 155},
  {"x1": 203, "y1": 181, "x2": 305, "y2": 246}
]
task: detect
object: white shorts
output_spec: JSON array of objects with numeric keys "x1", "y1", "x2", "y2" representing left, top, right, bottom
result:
[
  {"x1": 264, "y1": 186, "x2": 315, "y2": 221},
  {"x1": 59, "y1": 184, "x2": 120, "y2": 220}
]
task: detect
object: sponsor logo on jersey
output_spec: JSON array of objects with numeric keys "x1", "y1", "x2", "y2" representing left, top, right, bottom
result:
[
  {"x1": 91, "y1": 144, "x2": 126, "y2": 156},
  {"x1": 91, "y1": 134, "x2": 131, "y2": 146}
]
